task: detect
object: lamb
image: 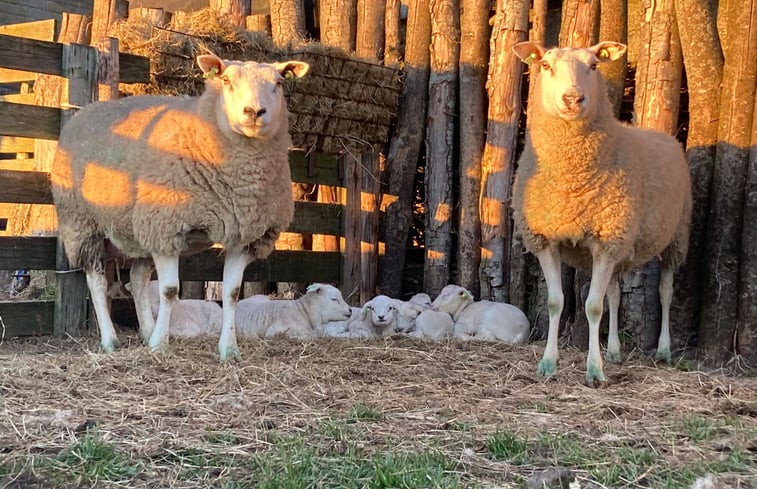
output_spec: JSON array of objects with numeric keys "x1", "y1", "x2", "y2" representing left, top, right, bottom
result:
[
  {"x1": 234, "y1": 283, "x2": 352, "y2": 338},
  {"x1": 511, "y1": 41, "x2": 692, "y2": 386},
  {"x1": 51, "y1": 54, "x2": 309, "y2": 361},
  {"x1": 142, "y1": 280, "x2": 223, "y2": 337},
  {"x1": 348, "y1": 295, "x2": 402, "y2": 338},
  {"x1": 411, "y1": 309, "x2": 454, "y2": 340},
  {"x1": 431, "y1": 285, "x2": 530, "y2": 344}
]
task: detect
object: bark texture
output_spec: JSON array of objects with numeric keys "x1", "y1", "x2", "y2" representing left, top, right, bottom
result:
[
  {"x1": 357, "y1": 0, "x2": 386, "y2": 59},
  {"x1": 699, "y1": 0, "x2": 757, "y2": 363},
  {"x1": 559, "y1": 0, "x2": 599, "y2": 48},
  {"x1": 319, "y1": 0, "x2": 356, "y2": 50},
  {"x1": 457, "y1": 0, "x2": 490, "y2": 297},
  {"x1": 598, "y1": 0, "x2": 627, "y2": 114},
  {"x1": 478, "y1": 0, "x2": 528, "y2": 302},
  {"x1": 270, "y1": 0, "x2": 307, "y2": 44},
  {"x1": 210, "y1": 0, "x2": 251, "y2": 26},
  {"x1": 385, "y1": 0, "x2": 401, "y2": 67},
  {"x1": 378, "y1": 0, "x2": 432, "y2": 297},
  {"x1": 738, "y1": 97, "x2": 757, "y2": 364},
  {"x1": 674, "y1": 0, "x2": 723, "y2": 351},
  {"x1": 424, "y1": 0, "x2": 460, "y2": 296}
]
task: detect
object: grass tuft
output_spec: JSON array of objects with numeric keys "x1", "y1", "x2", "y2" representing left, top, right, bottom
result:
[{"x1": 485, "y1": 430, "x2": 529, "y2": 464}]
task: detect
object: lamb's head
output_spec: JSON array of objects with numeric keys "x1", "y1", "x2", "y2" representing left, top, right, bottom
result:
[
  {"x1": 362, "y1": 295, "x2": 399, "y2": 333},
  {"x1": 431, "y1": 285, "x2": 473, "y2": 317},
  {"x1": 512, "y1": 41, "x2": 626, "y2": 122},
  {"x1": 197, "y1": 54, "x2": 309, "y2": 139},
  {"x1": 408, "y1": 292, "x2": 432, "y2": 309},
  {"x1": 304, "y1": 283, "x2": 353, "y2": 322},
  {"x1": 393, "y1": 300, "x2": 426, "y2": 334}
]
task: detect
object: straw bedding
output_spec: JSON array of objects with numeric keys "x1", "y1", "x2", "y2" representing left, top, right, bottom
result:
[
  {"x1": 0, "y1": 332, "x2": 754, "y2": 487},
  {"x1": 110, "y1": 9, "x2": 402, "y2": 154}
]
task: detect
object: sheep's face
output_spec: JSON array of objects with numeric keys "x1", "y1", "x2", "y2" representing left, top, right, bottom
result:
[
  {"x1": 362, "y1": 296, "x2": 398, "y2": 329},
  {"x1": 197, "y1": 55, "x2": 310, "y2": 139},
  {"x1": 306, "y1": 283, "x2": 353, "y2": 322},
  {"x1": 512, "y1": 41, "x2": 626, "y2": 121},
  {"x1": 408, "y1": 292, "x2": 432, "y2": 309},
  {"x1": 394, "y1": 301, "x2": 426, "y2": 333},
  {"x1": 431, "y1": 285, "x2": 473, "y2": 316}
]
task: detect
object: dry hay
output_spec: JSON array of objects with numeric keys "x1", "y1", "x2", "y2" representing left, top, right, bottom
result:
[
  {"x1": 109, "y1": 8, "x2": 402, "y2": 154},
  {"x1": 0, "y1": 333, "x2": 755, "y2": 487}
]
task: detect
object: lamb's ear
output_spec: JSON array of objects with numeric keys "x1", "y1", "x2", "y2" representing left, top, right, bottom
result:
[
  {"x1": 197, "y1": 55, "x2": 226, "y2": 78},
  {"x1": 361, "y1": 302, "x2": 373, "y2": 320},
  {"x1": 306, "y1": 283, "x2": 321, "y2": 294},
  {"x1": 589, "y1": 41, "x2": 627, "y2": 62},
  {"x1": 273, "y1": 61, "x2": 310, "y2": 80},
  {"x1": 512, "y1": 42, "x2": 546, "y2": 65}
]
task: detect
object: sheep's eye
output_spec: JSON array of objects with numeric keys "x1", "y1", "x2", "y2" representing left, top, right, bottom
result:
[
  {"x1": 331, "y1": 297, "x2": 338, "y2": 302},
  {"x1": 459, "y1": 291, "x2": 465, "y2": 296},
  {"x1": 589, "y1": 62, "x2": 598, "y2": 71},
  {"x1": 540, "y1": 61, "x2": 550, "y2": 71}
]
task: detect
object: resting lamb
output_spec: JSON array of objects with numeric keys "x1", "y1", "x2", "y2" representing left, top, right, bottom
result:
[
  {"x1": 348, "y1": 295, "x2": 402, "y2": 338},
  {"x1": 511, "y1": 41, "x2": 692, "y2": 386},
  {"x1": 141, "y1": 280, "x2": 223, "y2": 337},
  {"x1": 411, "y1": 309, "x2": 454, "y2": 340},
  {"x1": 234, "y1": 283, "x2": 352, "y2": 338},
  {"x1": 432, "y1": 285, "x2": 530, "y2": 344},
  {"x1": 51, "y1": 54, "x2": 309, "y2": 360}
]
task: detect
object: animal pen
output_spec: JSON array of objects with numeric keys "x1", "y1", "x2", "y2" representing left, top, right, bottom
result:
[{"x1": 0, "y1": 6, "x2": 401, "y2": 339}]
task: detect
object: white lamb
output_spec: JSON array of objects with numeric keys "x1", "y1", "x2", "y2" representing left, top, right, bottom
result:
[
  {"x1": 432, "y1": 285, "x2": 531, "y2": 344},
  {"x1": 51, "y1": 54, "x2": 309, "y2": 361},
  {"x1": 141, "y1": 280, "x2": 223, "y2": 337},
  {"x1": 411, "y1": 309, "x2": 454, "y2": 340},
  {"x1": 234, "y1": 283, "x2": 352, "y2": 338},
  {"x1": 511, "y1": 41, "x2": 691, "y2": 386},
  {"x1": 348, "y1": 295, "x2": 403, "y2": 338}
]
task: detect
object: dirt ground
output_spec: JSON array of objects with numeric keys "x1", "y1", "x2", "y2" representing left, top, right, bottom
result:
[{"x1": 0, "y1": 332, "x2": 755, "y2": 488}]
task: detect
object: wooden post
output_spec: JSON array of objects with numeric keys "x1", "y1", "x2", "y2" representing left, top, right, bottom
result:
[
  {"x1": 342, "y1": 153, "x2": 362, "y2": 305},
  {"x1": 211, "y1": 0, "x2": 251, "y2": 27},
  {"x1": 131, "y1": 8, "x2": 172, "y2": 27},
  {"x1": 96, "y1": 37, "x2": 119, "y2": 102},
  {"x1": 360, "y1": 149, "x2": 380, "y2": 303},
  {"x1": 91, "y1": 0, "x2": 128, "y2": 43},
  {"x1": 54, "y1": 43, "x2": 98, "y2": 337},
  {"x1": 246, "y1": 14, "x2": 272, "y2": 35}
]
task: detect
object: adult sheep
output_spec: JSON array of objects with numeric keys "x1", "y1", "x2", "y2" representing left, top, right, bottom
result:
[
  {"x1": 51, "y1": 54, "x2": 309, "y2": 361},
  {"x1": 511, "y1": 41, "x2": 692, "y2": 386}
]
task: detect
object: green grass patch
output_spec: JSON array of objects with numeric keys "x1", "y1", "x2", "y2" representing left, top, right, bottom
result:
[
  {"x1": 485, "y1": 430, "x2": 529, "y2": 464},
  {"x1": 348, "y1": 403, "x2": 384, "y2": 422},
  {"x1": 684, "y1": 415, "x2": 719, "y2": 441}
]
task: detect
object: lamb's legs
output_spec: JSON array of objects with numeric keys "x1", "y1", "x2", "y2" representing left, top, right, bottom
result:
[
  {"x1": 585, "y1": 253, "x2": 617, "y2": 387},
  {"x1": 218, "y1": 249, "x2": 250, "y2": 362},
  {"x1": 535, "y1": 246, "x2": 563, "y2": 377},
  {"x1": 130, "y1": 258, "x2": 155, "y2": 344},
  {"x1": 85, "y1": 265, "x2": 119, "y2": 352},
  {"x1": 147, "y1": 254, "x2": 179, "y2": 353},
  {"x1": 605, "y1": 275, "x2": 622, "y2": 363},
  {"x1": 655, "y1": 266, "x2": 674, "y2": 363}
]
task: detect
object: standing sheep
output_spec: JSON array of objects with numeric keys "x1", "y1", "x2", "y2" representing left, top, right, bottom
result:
[
  {"x1": 51, "y1": 54, "x2": 309, "y2": 361},
  {"x1": 511, "y1": 41, "x2": 692, "y2": 386}
]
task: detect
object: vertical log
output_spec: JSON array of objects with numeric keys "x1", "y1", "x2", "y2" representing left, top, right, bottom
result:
[
  {"x1": 210, "y1": 0, "x2": 251, "y2": 27},
  {"x1": 424, "y1": 0, "x2": 459, "y2": 296},
  {"x1": 674, "y1": 0, "x2": 723, "y2": 351},
  {"x1": 54, "y1": 43, "x2": 98, "y2": 337},
  {"x1": 91, "y1": 0, "x2": 127, "y2": 43},
  {"x1": 457, "y1": 0, "x2": 489, "y2": 298},
  {"x1": 598, "y1": 0, "x2": 627, "y2": 114},
  {"x1": 478, "y1": 0, "x2": 528, "y2": 302},
  {"x1": 699, "y1": 0, "x2": 757, "y2": 363},
  {"x1": 96, "y1": 37, "x2": 119, "y2": 102},
  {"x1": 342, "y1": 154, "x2": 362, "y2": 304},
  {"x1": 625, "y1": 0, "x2": 683, "y2": 351},
  {"x1": 131, "y1": 8, "x2": 172, "y2": 27},
  {"x1": 246, "y1": 14, "x2": 272, "y2": 35},
  {"x1": 559, "y1": 0, "x2": 599, "y2": 48},
  {"x1": 378, "y1": 0, "x2": 432, "y2": 297},
  {"x1": 269, "y1": 0, "x2": 308, "y2": 44},
  {"x1": 357, "y1": 0, "x2": 386, "y2": 59},
  {"x1": 385, "y1": 0, "x2": 402, "y2": 67},
  {"x1": 319, "y1": 0, "x2": 356, "y2": 50}
]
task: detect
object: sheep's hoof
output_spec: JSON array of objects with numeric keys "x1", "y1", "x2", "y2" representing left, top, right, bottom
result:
[
  {"x1": 654, "y1": 349, "x2": 672, "y2": 364},
  {"x1": 586, "y1": 364, "x2": 607, "y2": 388},
  {"x1": 101, "y1": 340, "x2": 118, "y2": 353},
  {"x1": 148, "y1": 339, "x2": 169, "y2": 354},
  {"x1": 604, "y1": 350, "x2": 622, "y2": 363},
  {"x1": 219, "y1": 345, "x2": 241, "y2": 362},
  {"x1": 537, "y1": 357, "x2": 557, "y2": 377}
]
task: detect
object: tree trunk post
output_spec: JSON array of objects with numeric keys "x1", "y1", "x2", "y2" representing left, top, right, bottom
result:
[
  {"x1": 270, "y1": 0, "x2": 308, "y2": 44},
  {"x1": 91, "y1": 0, "x2": 127, "y2": 43},
  {"x1": 210, "y1": 0, "x2": 251, "y2": 27}
]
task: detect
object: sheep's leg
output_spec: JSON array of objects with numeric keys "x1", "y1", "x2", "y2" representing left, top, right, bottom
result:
[
  {"x1": 535, "y1": 246, "x2": 563, "y2": 377},
  {"x1": 130, "y1": 258, "x2": 155, "y2": 344},
  {"x1": 147, "y1": 254, "x2": 179, "y2": 353},
  {"x1": 218, "y1": 249, "x2": 250, "y2": 362},
  {"x1": 85, "y1": 265, "x2": 119, "y2": 352},
  {"x1": 605, "y1": 275, "x2": 622, "y2": 363},
  {"x1": 655, "y1": 266, "x2": 674, "y2": 364},
  {"x1": 585, "y1": 254, "x2": 617, "y2": 387}
]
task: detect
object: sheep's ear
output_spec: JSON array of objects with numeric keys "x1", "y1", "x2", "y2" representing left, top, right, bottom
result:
[
  {"x1": 306, "y1": 283, "x2": 321, "y2": 294},
  {"x1": 590, "y1": 41, "x2": 627, "y2": 62},
  {"x1": 197, "y1": 55, "x2": 226, "y2": 78},
  {"x1": 512, "y1": 42, "x2": 546, "y2": 65},
  {"x1": 273, "y1": 61, "x2": 310, "y2": 80}
]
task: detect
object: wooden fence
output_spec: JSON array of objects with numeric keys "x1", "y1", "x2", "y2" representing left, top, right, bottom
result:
[{"x1": 0, "y1": 22, "x2": 378, "y2": 338}]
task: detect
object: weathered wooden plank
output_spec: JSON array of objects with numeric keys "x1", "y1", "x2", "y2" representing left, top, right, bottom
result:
[
  {"x1": 0, "y1": 92, "x2": 36, "y2": 105},
  {"x1": 0, "y1": 102, "x2": 60, "y2": 140},
  {"x1": 0, "y1": 300, "x2": 55, "y2": 337},
  {"x1": 0, "y1": 170, "x2": 51, "y2": 204},
  {"x1": 0, "y1": 159, "x2": 35, "y2": 171},
  {"x1": 0, "y1": 136, "x2": 35, "y2": 153},
  {"x1": 179, "y1": 250, "x2": 341, "y2": 283},
  {"x1": 0, "y1": 19, "x2": 56, "y2": 42},
  {"x1": 289, "y1": 151, "x2": 341, "y2": 186},
  {"x1": 0, "y1": 68, "x2": 37, "y2": 84},
  {"x1": 0, "y1": 236, "x2": 57, "y2": 270},
  {"x1": 119, "y1": 52, "x2": 151, "y2": 84},
  {"x1": 290, "y1": 201, "x2": 342, "y2": 235},
  {"x1": 0, "y1": 34, "x2": 63, "y2": 76}
]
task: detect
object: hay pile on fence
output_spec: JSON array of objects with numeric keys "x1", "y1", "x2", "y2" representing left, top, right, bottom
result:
[{"x1": 110, "y1": 9, "x2": 402, "y2": 154}]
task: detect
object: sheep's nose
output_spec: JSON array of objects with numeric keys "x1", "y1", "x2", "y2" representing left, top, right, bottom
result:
[
  {"x1": 562, "y1": 93, "x2": 585, "y2": 109},
  {"x1": 244, "y1": 107, "x2": 267, "y2": 118},
  {"x1": 377, "y1": 315, "x2": 385, "y2": 321}
]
